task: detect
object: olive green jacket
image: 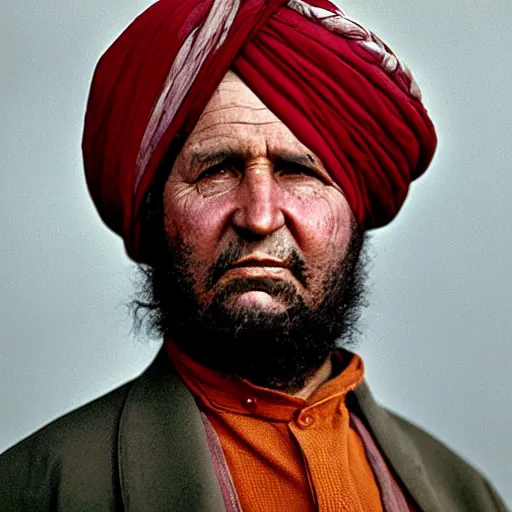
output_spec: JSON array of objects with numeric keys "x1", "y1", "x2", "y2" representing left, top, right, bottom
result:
[{"x1": 0, "y1": 349, "x2": 508, "y2": 511}]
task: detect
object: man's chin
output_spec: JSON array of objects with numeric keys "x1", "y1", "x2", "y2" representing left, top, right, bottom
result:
[
  {"x1": 209, "y1": 276, "x2": 299, "y2": 313},
  {"x1": 226, "y1": 290, "x2": 291, "y2": 314}
]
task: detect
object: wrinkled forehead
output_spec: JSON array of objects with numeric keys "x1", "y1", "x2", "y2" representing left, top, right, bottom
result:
[
  {"x1": 203, "y1": 70, "x2": 262, "y2": 110},
  {"x1": 180, "y1": 70, "x2": 323, "y2": 165},
  {"x1": 190, "y1": 70, "x2": 283, "y2": 140}
]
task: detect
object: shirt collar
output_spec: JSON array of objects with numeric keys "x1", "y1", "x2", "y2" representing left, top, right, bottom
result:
[{"x1": 164, "y1": 337, "x2": 365, "y2": 422}]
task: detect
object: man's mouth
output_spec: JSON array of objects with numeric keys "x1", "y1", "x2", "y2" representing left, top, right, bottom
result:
[
  {"x1": 231, "y1": 256, "x2": 288, "y2": 269},
  {"x1": 206, "y1": 248, "x2": 307, "y2": 289},
  {"x1": 221, "y1": 256, "x2": 291, "y2": 280}
]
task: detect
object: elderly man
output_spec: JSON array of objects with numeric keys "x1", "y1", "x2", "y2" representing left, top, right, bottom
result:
[{"x1": 0, "y1": 0, "x2": 507, "y2": 510}]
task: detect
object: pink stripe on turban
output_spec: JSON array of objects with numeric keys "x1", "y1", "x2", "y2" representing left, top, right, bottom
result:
[{"x1": 82, "y1": 0, "x2": 437, "y2": 262}]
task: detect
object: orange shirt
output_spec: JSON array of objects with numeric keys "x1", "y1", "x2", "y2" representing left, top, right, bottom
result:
[{"x1": 166, "y1": 340, "x2": 388, "y2": 512}]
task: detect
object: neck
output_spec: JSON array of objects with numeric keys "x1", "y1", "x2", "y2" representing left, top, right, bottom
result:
[{"x1": 292, "y1": 356, "x2": 333, "y2": 400}]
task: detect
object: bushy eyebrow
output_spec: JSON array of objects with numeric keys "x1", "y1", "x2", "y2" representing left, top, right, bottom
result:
[{"x1": 188, "y1": 147, "x2": 321, "y2": 172}]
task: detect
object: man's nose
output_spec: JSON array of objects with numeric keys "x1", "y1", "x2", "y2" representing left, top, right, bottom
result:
[{"x1": 231, "y1": 166, "x2": 285, "y2": 236}]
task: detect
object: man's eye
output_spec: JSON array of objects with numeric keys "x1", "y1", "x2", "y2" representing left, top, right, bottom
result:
[
  {"x1": 196, "y1": 165, "x2": 241, "y2": 197},
  {"x1": 278, "y1": 165, "x2": 319, "y2": 179},
  {"x1": 200, "y1": 166, "x2": 237, "y2": 179}
]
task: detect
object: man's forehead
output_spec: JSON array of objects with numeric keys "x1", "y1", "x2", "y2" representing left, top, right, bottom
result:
[
  {"x1": 201, "y1": 70, "x2": 263, "y2": 110},
  {"x1": 181, "y1": 70, "x2": 324, "y2": 168},
  {"x1": 195, "y1": 70, "x2": 282, "y2": 128}
]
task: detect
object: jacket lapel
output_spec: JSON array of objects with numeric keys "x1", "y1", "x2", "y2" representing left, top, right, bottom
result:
[
  {"x1": 354, "y1": 381, "x2": 443, "y2": 512},
  {"x1": 118, "y1": 349, "x2": 227, "y2": 511}
]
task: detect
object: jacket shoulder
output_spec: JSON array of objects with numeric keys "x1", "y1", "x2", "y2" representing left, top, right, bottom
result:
[
  {"x1": 0, "y1": 380, "x2": 134, "y2": 511},
  {"x1": 387, "y1": 409, "x2": 509, "y2": 511}
]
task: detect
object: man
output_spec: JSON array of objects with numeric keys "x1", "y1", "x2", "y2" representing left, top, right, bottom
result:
[{"x1": 0, "y1": 0, "x2": 507, "y2": 510}]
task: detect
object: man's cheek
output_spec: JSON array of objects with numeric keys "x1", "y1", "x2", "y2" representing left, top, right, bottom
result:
[
  {"x1": 293, "y1": 196, "x2": 344, "y2": 240},
  {"x1": 183, "y1": 249, "x2": 222, "y2": 303},
  {"x1": 186, "y1": 264, "x2": 212, "y2": 305},
  {"x1": 306, "y1": 213, "x2": 353, "y2": 261}
]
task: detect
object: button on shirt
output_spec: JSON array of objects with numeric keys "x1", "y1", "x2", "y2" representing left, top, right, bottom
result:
[{"x1": 165, "y1": 340, "x2": 399, "y2": 512}]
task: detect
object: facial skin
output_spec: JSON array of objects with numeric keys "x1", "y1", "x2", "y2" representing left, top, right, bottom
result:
[
  {"x1": 163, "y1": 70, "x2": 354, "y2": 318},
  {"x1": 136, "y1": 70, "x2": 367, "y2": 396}
]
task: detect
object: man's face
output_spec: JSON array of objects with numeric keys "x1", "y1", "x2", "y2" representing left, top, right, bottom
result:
[
  {"x1": 148, "y1": 70, "x2": 366, "y2": 391},
  {"x1": 163, "y1": 71, "x2": 354, "y2": 316}
]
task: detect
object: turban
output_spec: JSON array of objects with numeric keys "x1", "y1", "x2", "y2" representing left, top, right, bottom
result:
[{"x1": 83, "y1": 0, "x2": 437, "y2": 262}]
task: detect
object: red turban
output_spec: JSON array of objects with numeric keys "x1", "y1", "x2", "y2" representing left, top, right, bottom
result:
[{"x1": 83, "y1": 0, "x2": 437, "y2": 262}]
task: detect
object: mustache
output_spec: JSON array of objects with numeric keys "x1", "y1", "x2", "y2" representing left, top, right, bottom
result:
[{"x1": 205, "y1": 243, "x2": 308, "y2": 290}]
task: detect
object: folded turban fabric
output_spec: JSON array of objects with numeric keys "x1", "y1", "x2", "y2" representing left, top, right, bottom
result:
[{"x1": 83, "y1": 0, "x2": 437, "y2": 262}]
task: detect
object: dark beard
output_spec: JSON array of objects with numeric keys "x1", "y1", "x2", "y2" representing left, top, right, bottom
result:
[{"x1": 132, "y1": 225, "x2": 368, "y2": 393}]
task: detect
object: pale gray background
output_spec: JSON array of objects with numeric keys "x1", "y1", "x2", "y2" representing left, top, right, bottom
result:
[{"x1": 1, "y1": 0, "x2": 511, "y2": 506}]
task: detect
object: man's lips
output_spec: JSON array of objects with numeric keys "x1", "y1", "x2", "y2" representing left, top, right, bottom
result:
[
  {"x1": 222, "y1": 256, "x2": 291, "y2": 279},
  {"x1": 231, "y1": 256, "x2": 288, "y2": 269}
]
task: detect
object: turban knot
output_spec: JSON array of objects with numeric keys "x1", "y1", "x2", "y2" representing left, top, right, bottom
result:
[{"x1": 83, "y1": 0, "x2": 437, "y2": 262}]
